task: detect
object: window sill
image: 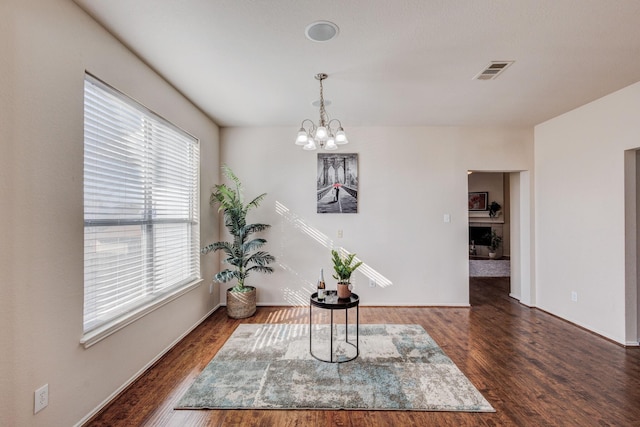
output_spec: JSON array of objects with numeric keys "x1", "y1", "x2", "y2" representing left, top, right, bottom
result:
[{"x1": 80, "y1": 279, "x2": 203, "y2": 349}]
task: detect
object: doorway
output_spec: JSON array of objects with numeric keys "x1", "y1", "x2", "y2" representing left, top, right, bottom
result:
[
  {"x1": 468, "y1": 172, "x2": 510, "y2": 289},
  {"x1": 468, "y1": 170, "x2": 533, "y2": 306}
]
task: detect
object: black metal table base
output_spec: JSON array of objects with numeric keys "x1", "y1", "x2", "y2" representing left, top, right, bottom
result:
[{"x1": 309, "y1": 291, "x2": 359, "y2": 363}]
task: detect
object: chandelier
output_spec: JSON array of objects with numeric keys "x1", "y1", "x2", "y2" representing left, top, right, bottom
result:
[{"x1": 295, "y1": 73, "x2": 348, "y2": 151}]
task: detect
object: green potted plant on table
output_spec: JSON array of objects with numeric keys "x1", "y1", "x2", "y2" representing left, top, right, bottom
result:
[
  {"x1": 202, "y1": 165, "x2": 275, "y2": 318},
  {"x1": 487, "y1": 230, "x2": 503, "y2": 260},
  {"x1": 331, "y1": 249, "x2": 363, "y2": 299}
]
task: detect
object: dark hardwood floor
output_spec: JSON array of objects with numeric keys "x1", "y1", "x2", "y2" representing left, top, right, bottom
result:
[{"x1": 85, "y1": 278, "x2": 640, "y2": 426}]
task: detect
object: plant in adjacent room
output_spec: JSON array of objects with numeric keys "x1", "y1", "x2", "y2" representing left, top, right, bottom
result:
[
  {"x1": 488, "y1": 230, "x2": 502, "y2": 253},
  {"x1": 489, "y1": 201, "x2": 501, "y2": 218}
]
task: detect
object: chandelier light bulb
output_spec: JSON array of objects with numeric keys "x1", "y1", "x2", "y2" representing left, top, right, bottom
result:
[
  {"x1": 296, "y1": 129, "x2": 309, "y2": 145},
  {"x1": 325, "y1": 137, "x2": 337, "y2": 150},
  {"x1": 315, "y1": 126, "x2": 328, "y2": 140},
  {"x1": 303, "y1": 139, "x2": 317, "y2": 151},
  {"x1": 335, "y1": 128, "x2": 348, "y2": 144}
]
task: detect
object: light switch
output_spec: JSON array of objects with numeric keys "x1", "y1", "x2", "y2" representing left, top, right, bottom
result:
[{"x1": 443, "y1": 214, "x2": 451, "y2": 223}]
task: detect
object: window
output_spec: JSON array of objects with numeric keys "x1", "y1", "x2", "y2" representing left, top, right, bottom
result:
[{"x1": 83, "y1": 73, "x2": 200, "y2": 344}]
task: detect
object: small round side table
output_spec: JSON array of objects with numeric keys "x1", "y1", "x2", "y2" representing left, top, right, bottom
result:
[{"x1": 309, "y1": 290, "x2": 359, "y2": 363}]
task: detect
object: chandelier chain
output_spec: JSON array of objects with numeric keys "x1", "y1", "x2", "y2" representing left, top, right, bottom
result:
[{"x1": 318, "y1": 75, "x2": 327, "y2": 127}]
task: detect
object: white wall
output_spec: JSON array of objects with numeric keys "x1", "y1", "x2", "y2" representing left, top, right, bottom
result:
[
  {"x1": 535, "y1": 81, "x2": 640, "y2": 344},
  {"x1": 220, "y1": 126, "x2": 533, "y2": 307},
  {"x1": 0, "y1": 1, "x2": 220, "y2": 426}
]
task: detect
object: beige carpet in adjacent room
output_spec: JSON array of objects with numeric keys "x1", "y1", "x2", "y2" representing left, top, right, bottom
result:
[{"x1": 469, "y1": 259, "x2": 510, "y2": 277}]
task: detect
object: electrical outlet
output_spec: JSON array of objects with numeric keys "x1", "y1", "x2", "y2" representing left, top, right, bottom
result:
[
  {"x1": 571, "y1": 291, "x2": 578, "y2": 302},
  {"x1": 209, "y1": 283, "x2": 213, "y2": 294},
  {"x1": 369, "y1": 279, "x2": 376, "y2": 288},
  {"x1": 337, "y1": 229, "x2": 343, "y2": 238},
  {"x1": 34, "y1": 384, "x2": 48, "y2": 414}
]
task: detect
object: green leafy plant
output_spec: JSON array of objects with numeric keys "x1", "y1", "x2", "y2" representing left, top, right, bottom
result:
[
  {"x1": 489, "y1": 201, "x2": 501, "y2": 218},
  {"x1": 487, "y1": 230, "x2": 502, "y2": 252},
  {"x1": 201, "y1": 165, "x2": 275, "y2": 292},
  {"x1": 331, "y1": 249, "x2": 363, "y2": 284}
]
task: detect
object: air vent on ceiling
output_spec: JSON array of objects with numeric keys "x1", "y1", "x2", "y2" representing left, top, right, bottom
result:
[{"x1": 473, "y1": 61, "x2": 514, "y2": 80}]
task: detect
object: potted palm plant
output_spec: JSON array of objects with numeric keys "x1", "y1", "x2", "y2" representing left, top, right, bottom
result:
[
  {"x1": 202, "y1": 165, "x2": 275, "y2": 318},
  {"x1": 331, "y1": 249, "x2": 363, "y2": 299}
]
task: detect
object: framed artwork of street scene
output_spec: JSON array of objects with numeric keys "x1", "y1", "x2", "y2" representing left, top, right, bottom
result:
[{"x1": 317, "y1": 153, "x2": 358, "y2": 214}]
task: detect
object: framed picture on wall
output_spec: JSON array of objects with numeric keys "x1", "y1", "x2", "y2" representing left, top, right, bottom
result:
[
  {"x1": 468, "y1": 192, "x2": 488, "y2": 211},
  {"x1": 317, "y1": 153, "x2": 358, "y2": 214}
]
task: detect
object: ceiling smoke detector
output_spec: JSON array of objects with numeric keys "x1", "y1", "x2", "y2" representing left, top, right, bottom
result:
[
  {"x1": 473, "y1": 61, "x2": 514, "y2": 80},
  {"x1": 305, "y1": 21, "x2": 339, "y2": 42}
]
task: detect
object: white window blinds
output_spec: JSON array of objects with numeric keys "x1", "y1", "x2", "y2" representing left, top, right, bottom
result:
[{"x1": 83, "y1": 73, "x2": 200, "y2": 335}]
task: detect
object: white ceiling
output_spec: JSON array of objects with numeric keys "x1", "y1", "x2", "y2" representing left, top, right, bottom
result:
[{"x1": 73, "y1": 0, "x2": 640, "y2": 128}]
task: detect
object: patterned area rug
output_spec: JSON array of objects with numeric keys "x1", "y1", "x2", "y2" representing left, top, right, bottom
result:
[
  {"x1": 469, "y1": 259, "x2": 510, "y2": 277},
  {"x1": 175, "y1": 324, "x2": 494, "y2": 412}
]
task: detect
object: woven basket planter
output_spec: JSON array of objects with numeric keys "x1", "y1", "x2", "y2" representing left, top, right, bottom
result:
[{"x1": 226, "y1": 287, "x2": 257, "y2": 319}]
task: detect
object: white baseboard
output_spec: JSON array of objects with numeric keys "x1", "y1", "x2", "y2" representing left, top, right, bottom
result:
[{"x1": 74, "y1": 304, "x2": 221, "y2": 427}]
